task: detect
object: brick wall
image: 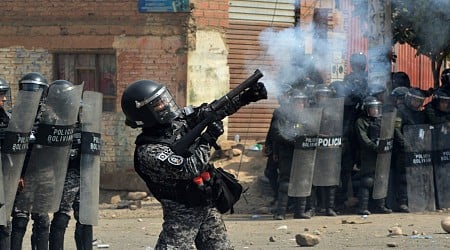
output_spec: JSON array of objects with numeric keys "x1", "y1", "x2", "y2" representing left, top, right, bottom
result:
[
  {"x1": 0, "y1": 0, "x2": 194, "y2": 190},
  {"x1": 191, "y1": 0, "x2": 229, "y2": 29}
]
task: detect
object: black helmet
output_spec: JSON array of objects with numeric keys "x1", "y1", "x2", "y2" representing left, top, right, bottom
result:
[
  {"x1": 392, "y1": 72, "x2": 411, "y2": 89},
  {"x1": 19, "y1": 72, "x2": 49, "y2": 92},
  {"x1": 121, "y1": 80, "x2": 180, "y2": 128},
  {"x1": 0, "y1": 77, "x2": 10, "y2": 95},
  {"x1": 287, "y1": 89, "x2": 309, "y2": 108},
  {"x1": 441, "y1": 68, "x2": 450, "y2": 86},
  {"x1": 362, "y1": 96, "x2": 382, "y2": 118},
  {"x1": 350, "y1": 53, "x2": 367, "y2": 71},
  {"x1": 313, "y1": 84, "x2": 334, "y2": 103},
  {"x1": 432, "y1": 89, "x2": 450, "y2": 113},
  {"x1": 404, "y1": 88, "x2": 425, "y2": 111}
]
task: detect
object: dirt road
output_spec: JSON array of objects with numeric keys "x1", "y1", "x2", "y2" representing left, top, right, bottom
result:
[
  {"x1": 20, "y1": 145, "x2": 450, "y2": 249},
  {"x1": 21, "y1": 204, "x2": 450, "y2": 250}
]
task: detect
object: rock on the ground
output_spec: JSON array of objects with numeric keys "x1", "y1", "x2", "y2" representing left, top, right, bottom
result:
[
  {"x1": 295, "y1": 233, "x2": 320, "y2": 247},
  {"x1": 388, "y1": 226, "x2": 403, "y2": 236},
  {"x1": 110, "y1": 195, "x2": 121, "y2": 204},
  {"x1": 127, "y1": 191, "x2": 148, "y2": 200},
  {"x1": 441, "y1": 217, "x2": 450, "y2": 233}
]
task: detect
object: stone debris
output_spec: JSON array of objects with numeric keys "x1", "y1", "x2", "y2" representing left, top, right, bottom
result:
[
  {"x1": 388, "y1": 226, "x2": 405, "y2": 237},
  {"x1": 341, "y1": 219, "x2": 372, "y2": 224},
  {"x1": 127, "y1": 191, "x2": 148, "y2": 200},
  {"x1": 110, "y1": 195, "x2": 121, "y2": 204},
  {"x1": 295, "y1": 233, "x2": 320, "y2": 247},
  {"x1": 441, "y1": 216, "x2": 450, "y2": 233},
  {"x1": 386, "y1": 242, "x2": 398, "y2": 247},
  {"x1": 269, "y1": 236, "x2": 276, "y2": 242}
]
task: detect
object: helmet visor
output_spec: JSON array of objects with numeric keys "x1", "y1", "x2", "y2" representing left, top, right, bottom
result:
[
  {"x1": 366, "y1": 104, "x2": 382, "y2": 117},
  {"x1": 406, "y1": 93, "x2": 425, "y2": 111},
  {"x1": 147, "y1": 90, "x2": 180, "y2": 124},
  {"x1": 437, "y1": 95, "x2": 450, "y2": 113}
]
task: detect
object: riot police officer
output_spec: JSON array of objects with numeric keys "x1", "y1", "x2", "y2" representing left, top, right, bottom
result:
[
  {"x1": 391, "y1": 88, "x2": 428, "y2": 213},
  {"x1": 0, "y1": 77, "x2": 11, "y2": 249},
  {"x1": 344, "y1": 52, "x2": 369, "y2": 105},
  {"x1": 10, "y1": 72, "x2": 51, "y2": 250},
  {"x1": 424, "y1": 88, "x2": 450, "y2": 125},
  {"x1": 49, "y1": 108, "x2": 92, "y2": 250},
  {"x1": 355, "y1": 96, "x2": 392, "y2": 215},
  {"x1": 263, "y1": 85, "x2": 293, "y2": 204},
  {"x1": 391, "y1": 72, "x2": 411, "y2": 90},
  {"x1": 310, "y1": 84, "x2": 341, "y2": 216},
  {"x1": 121, "y1": 79, "x2": 266, "y2": 249},
  {"x1": 271, "y1": 90, "x2": 316, "y2": 220},
  {"x1": 439, "y1": 68, "x2": 450, "y2": 92},
  {"x1": 0, "y1": 78, "x2": 10, "y2": 127}
]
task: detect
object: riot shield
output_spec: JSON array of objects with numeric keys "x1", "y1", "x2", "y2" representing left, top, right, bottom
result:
[
  {"x1": 15, "y1": 83, "x2": 83, "y2": 213},
  {"x1": 79, "y1": 91, "x2": 102, "y2": 225},
  {"x1": 288, "y1": 107, "x2": 322, "y2": 197},
  {"x1": 0, "y1": 89, "x2": 43, "y2": 225},
  {"x1": 372, "y1": 110, "x2": 397, "y2": 199},
  {"x1": 403, "y1": 124, "x2": 435, "y2": 212},
  {"x1": 312, "y1": 97, "x2": 344, "y2": 187},
  {"x1": 432, "y1": 123, "x2": 450, "y2": 209}
]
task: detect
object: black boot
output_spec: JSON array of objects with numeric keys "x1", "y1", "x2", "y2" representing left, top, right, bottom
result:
[
  {"x1": 31, "y1": 213, "x2": 50, "y2": 250},
  {"x1": 357, "y1": 187, "x2": 371, "y2": 215},
  {"x1": 325, "y1": 186, "x2": 337, "y2": 216},
  {"x1": 75, "y1": 222, "x2": 93, "y2": 250},
  {"x1": 293, "y1": 197, "x2": 311, "y2": 219},
  {"x1": 273, "y1": 182, "x2": 289, "y2": 220},
  {"x1": 304, "y1": 195, "x2": 316, "y2": 218},
  {"x1": 373, "y1": 199, "x2": 392, "y2": 214},
  {"x1": 49, "y1": 213, "x2": 70, "y2": 250},
  {"x1": 11, "y1": 216, "x2": 29, "y2": 250}
]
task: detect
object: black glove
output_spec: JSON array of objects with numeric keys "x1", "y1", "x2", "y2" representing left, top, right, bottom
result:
[
  {"x1": 201, "y1": 121, "x2": 224, "y2": 146},
  {"x1": 240, "y1": 82, "x2": 268, "y2": 105}
]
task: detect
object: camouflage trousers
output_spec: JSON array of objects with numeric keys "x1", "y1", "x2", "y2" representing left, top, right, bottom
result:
[
  {"x1": 58, "y1": 167, "x2": 80, "y2": 216},
  {"x1": 155, "y1": 199, "x2": 233, "y2": 250}
]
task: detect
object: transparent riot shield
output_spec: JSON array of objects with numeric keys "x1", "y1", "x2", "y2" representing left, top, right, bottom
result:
[
  {"x1": 79, "y1": 91, "x2": 102, "y2": 225},
  {"x1": 403, "y1": 124, "x2": 435, "y2": 212},
  {"x1": 432, "y1": 123, "x2": 450, "y2": 209},
  {"x1": 288, "y1": 107, "x2": 322, "y2": 197},
  {"x1": 372, "y1": 110, "x2": 397, "y2": 199},
  {"x1": 16, "y1": 84, "x2": 83, "y2": 213},
  {"x1": 0, "y1": 89, "x2": 42, "y2": 225},
  {"x1": 313, "y1": 97, "x2": 344, "y2": 187}
]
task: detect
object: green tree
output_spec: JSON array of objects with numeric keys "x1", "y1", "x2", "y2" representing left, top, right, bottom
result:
[{"x1": 352, "y1": 0, "x2": 450, "y2": 88}]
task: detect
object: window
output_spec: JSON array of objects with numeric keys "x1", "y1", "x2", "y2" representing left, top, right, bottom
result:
[{"x1": 56, "y1": 53, "x2": 117, "y2": 112}]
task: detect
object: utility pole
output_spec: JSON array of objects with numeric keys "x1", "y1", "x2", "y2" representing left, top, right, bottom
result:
[{"x1": 367, "y1": 0, "x2": 393, "y2": 93}]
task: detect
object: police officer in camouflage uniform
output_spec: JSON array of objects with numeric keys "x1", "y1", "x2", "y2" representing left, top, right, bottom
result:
[
  {"x1": 49, "y1": 112, "x2": 93, "y2": 250},
  {"x1": 0, "y1": 77, "x2": 11, "y2": 249},
  {"x1": 354, "y1": 96, "x2": 392, "y2": 215},
  {"x1": 121, "y1": 79, "x2": 266, "y2": 249},
  {"x1": 10, "y1": 72, "x2": 51, "y2": 250}
]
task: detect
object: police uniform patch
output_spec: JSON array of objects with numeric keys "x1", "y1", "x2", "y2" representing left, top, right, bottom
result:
[
  {"x1": 157, "y1": 152, "x2": 170, "y2": 161},
  {"x1": 168, "y1": 154, "x2": 184, "y2": 165}
]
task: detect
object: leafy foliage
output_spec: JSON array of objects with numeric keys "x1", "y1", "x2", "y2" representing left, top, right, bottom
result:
[{"x1": 351, "y1": 0, "x2": 450, "y2": 86}]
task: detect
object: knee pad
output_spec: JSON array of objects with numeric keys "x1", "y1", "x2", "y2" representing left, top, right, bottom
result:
[
  {"x1": 12, "y1": 217, "x2": 29, "y2": 231},
  {"x1": 31, "y1": 214, "x2": 50, "y2": 229},
  {"x1": 51, "y1": 213, "x2": 70, "y2": 229},
  {"x1": 360, "y1": 176, "x2": 374, "y2": 188}
]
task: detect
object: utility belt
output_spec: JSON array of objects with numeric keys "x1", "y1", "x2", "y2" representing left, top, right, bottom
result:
[{"x1": 146, "y1": 172, "x2": 215, "y2": 207}]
